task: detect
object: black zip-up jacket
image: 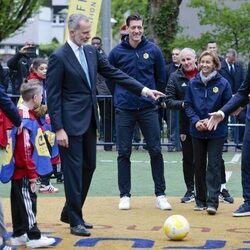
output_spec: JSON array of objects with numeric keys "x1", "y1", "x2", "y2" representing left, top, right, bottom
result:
[{"x1": 165, "y1": 67, "x2": 192, "y2": 134}]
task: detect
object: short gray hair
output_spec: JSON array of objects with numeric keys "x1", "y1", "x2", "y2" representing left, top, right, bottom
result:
[
  {"x1": 226, "y1": 48, "x2": 237, "y2": 57},
  {"x1": 180, "y1": 48, "x2": 196, "y2": 58},
  {"x1": 68, "y1": 14, "x2": 90, "y2": 31}
]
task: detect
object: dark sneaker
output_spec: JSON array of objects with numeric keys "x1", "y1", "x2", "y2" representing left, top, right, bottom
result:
[
  {"x1": 194, "y1": 204, "x2": 207, "y2": 211},
  {"x1": 207, "y1": 206, "x2": 217, "y2": 215},
  {"x1": 219, "y1": 189, "x2": 234, "y2": 203},
  {"x1": 181, "y1": 191, "x2": 195, "y2": 203},
  {"x1": 232, "y1": 203, "x2": 250, "y2": 217}
]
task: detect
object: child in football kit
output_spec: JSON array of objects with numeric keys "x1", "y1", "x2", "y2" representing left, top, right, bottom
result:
[{"x1": 1, "y1": 80, "x2": 56, "y2": 248}]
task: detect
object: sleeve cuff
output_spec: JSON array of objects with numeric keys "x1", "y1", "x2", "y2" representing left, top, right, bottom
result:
[
  {"x1": 141, "y1": 87, "x2": 150, "y2": 97},
  {"x1": 218, "y1": 110, "x2": 225, "y2": 119}
]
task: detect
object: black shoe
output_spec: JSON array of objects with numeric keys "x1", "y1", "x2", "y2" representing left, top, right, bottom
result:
[
  {"x1": 219, "y1": 189, "x2": 234, "y2": 204},
  {"x1": 70, "y1": 225, "x2": 91, "y2": 236},
  {"x1": 60, "y1": 214, "x2": 93, "y2": 229}
]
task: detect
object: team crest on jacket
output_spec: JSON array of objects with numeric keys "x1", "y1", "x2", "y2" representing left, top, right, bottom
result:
[
  {"x1": 143, "y1": 53, "x2": 149, "y2": 59},
  {"x1": 213, "y1": 87, "x2": 219, "y2": 93}
]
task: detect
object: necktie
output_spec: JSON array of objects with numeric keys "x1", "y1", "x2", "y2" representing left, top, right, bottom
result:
[
  {"x1": 229, "y1": 63, "x2": 234, "y2": 76},
  {"x1": 79, "y1": 47, "x2": 91, "y2": 87}
]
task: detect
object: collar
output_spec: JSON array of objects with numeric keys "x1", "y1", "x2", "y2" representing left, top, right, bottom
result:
[{"x1": 67, "y1": 39, "x2": 81, "y2": 54}]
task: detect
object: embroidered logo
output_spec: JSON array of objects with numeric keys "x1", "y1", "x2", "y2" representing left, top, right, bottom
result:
[
  {"x1": 213, "y1": 87, "x2": 219, "y2": 93},
  {"x1": 143, "y1": 53, "x2": 149, "y2": 59}
]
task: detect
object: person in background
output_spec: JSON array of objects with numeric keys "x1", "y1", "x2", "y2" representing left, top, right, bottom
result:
[
  {"x1": 7, "y1": 40, "x2": 36, "y2": 103},
  {"x1": 184, "y1": 50, "x2": 232, "y2": 215},
  {"x1": 91, "y1": 36, "x2": 113, "y2": 151},
  {"x1": 46, "y1": 13, "x2": 164, "y2": 237},
  {"x1": 208, "y1": 62, "x2": 250, "y2": 217},
  {"x1": 206, "y1": 42, "x2": 234, "y2": 204},
  {"x1": 108, "y1": 13, "x2": 171, "y2": 211},
  {"x1": 220, "y1": 48, "x2": 245, "y2": 146},
  {"x1": 164, "y1": 48, "x2": 181, "y2": 152},
  {"x1": 0, "y1": 83, "x2": 22, "y2": 250},
  {"x1": 27, "y1": 58, "x2": 63, "y2": 192}
]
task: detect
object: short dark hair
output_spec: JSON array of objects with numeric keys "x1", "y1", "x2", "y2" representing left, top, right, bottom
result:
[
  {"x1": 207, "y1": 40, "x2": 217, "y2": 45},
  {"x1": 126, "y1": 14, "x2": 143, "y2": 27},
  {"x1": 91, "y1": 36, "x2": 102, "y2": 43},
  {"x1": 31, "y1": 58, "x2": 47, "y2": 70}
]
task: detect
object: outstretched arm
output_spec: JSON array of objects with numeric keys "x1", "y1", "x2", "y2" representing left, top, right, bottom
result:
[{"x1": 207, "y1": 111, "x2": 225, "y2": 131}]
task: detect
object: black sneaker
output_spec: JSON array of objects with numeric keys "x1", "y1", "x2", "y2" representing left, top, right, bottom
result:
[
  {"x1": 219, "y1": 189, "x2": 234, "y2": 203},
  {"x1": 181, "y1": 191, "x2": 195, "y2": 203},
  {"x1": 232, "y1": 203, "x2": 250, "y2": 217}
]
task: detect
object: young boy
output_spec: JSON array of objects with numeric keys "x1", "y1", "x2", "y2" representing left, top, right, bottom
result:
[{"x1": 6, "y1": 80, "x2": 55, "y2": 248}]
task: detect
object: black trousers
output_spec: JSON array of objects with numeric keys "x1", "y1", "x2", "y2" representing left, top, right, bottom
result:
[
  {"x1": 11, "y1": 177, "x2": 41, "y2": 239},
  {"x1": 180, "y1": 134, "x2": 194, "y2": 193},
  {"x1": 60, "y1": 118, "x2": 96, "y2": 227},
  {"x1": 192, "y1": 137, "x2": 224, "y2": 209}
]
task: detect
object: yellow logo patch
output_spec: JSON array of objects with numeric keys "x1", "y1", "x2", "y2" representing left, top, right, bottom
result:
[
  {"x1": 2, "y1": 138, "x2": 13, "y2": 165},
  {"x1": 213, "y1": 87, "x2": 219, "y2": 93},
  {"x1": 45, "y1": 131, "x2": 56, "y2": 147},
  {"x1": 143, "y1": 53, "x2": 149, "y2": 59},
  {"x1": 35, "y1": 128, "x2": 50, "y2": 157}
]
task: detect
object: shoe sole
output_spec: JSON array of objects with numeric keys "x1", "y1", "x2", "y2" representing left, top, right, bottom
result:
[
  {"x1": 232, "y1": 212, "x2": 250, "y2": 217},
  {"x1": 194, "y1": 207, "x2": 207, "y2": 211},
  {"x1": 39, "y1": 190, "x2": 59, "y2": 194},
  {"x1": 207, "y1": 209, "x2": 217, "y2": 215},
  {"x1": 156, "y1": 205, "x2": 172, "y2": 210},
  {"x1": 181, "y1": 198, "x2": 195, "y2": 203}
]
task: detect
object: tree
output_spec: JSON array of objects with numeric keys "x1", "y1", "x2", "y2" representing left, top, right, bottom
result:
[
  {"x1": 147, "y1": 0, "x2": 182, "y2": 58},
  {"x1": 172, "y1": 0, "x2": 250, "y2": 59},
  {"x1": 0, "y1": 0, "x2": 44, "y2": 42},
  {"x1": 111, "y1": 0, "x2": 182, "y2": 59}
]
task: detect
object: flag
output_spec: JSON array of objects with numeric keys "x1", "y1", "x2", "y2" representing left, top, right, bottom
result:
[{"x1": 64, "y1": 0, "x2": 102, "y2": 42}]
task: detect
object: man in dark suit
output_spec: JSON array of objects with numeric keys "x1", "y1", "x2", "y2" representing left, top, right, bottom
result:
[
  {"x1": 46, "y1": 13, "x2": 164, "y2": 237},
  {"x1": 208, "y1": 62, "x2": 250, "y2": 217},
  {"x1": 220, "y1": 48, "x2": 245, "y2": 145}
]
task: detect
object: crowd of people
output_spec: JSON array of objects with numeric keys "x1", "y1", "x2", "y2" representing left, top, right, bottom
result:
[{"x1": 0, "y1": 12, "x2": 249, "y2": 249}]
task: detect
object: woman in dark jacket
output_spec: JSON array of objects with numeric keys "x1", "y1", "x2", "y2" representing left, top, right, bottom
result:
[{"x1": 184, "y1": 50, "x2": 232, "y2": 215}]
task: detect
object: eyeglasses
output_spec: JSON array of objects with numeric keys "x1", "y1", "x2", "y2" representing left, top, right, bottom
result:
[{"x1": 92, "y1": 42, "x2": 101, "y2": 45}]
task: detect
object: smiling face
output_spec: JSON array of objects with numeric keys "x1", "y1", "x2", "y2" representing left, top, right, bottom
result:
[
  {"x1": 199, "y1": 55, "x2": 215, "y2": 76},
  {"x1": 127, "y1": 20, "x2": 144, "y2": 45},
  {"x1": 180, "y1": 50, "x2": 197, "y2": 72},
  {"x1": 34, "y1": 63, "x2": 47, "y2": 79},
  {"x1": 70, "y1": 20, "x2": 92, "y2": 46}
]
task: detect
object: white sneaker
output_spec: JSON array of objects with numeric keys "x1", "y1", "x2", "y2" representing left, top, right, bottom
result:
[
  {"x1": 26, "y1": 235, "x2": 55, "y2": 248},
  {"x1": 156, "y1": 195, "x2": 172, "y2": 210},
  {"x1": 119, "y1": 196, "x2": 131, "y2": 210},
  {"x1": 10, "y1": 233, "x2": 28, "y2": 246},
  {"x1": 39, "y1": 183, "x2": 59, "y2": 194}
]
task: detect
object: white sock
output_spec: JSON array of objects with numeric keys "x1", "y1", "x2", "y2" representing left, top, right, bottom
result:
[{"x1": 220, "y1": 183, "x2": 226, "y2": 192}]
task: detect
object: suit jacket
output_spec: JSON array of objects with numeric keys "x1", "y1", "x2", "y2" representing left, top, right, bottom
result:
[
  {"x1": 221, "y1": 62, "x2": 250, "y2": 120},
  {"x1": 220, "y1": 60, "x2": 244, "y2": 94},
  {"x1": 46, "y1": 42, "x2": 144, "y2": 136}
]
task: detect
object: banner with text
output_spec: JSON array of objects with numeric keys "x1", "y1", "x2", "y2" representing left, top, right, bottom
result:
[{"x1": 64, "y1": 0, "x2": 102, "y2": 42}]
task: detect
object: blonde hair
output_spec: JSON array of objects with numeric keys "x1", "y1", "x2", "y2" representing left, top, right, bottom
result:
[{"x1": 198, "y1": 50, "x2": 221, "y2": 70}]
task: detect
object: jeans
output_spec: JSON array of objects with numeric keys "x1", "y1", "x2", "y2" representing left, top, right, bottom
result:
[{"x1": 116, "y1": 107, "x2": 166, "y2": 197}]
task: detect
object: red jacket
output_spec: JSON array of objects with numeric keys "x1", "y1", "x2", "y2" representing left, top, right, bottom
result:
[{"x1": 12, "y1": 105, "x2": 42, "y2": 180}]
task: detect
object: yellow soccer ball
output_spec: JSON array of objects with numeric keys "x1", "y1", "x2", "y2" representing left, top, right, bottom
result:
[{"x1": 163, "y1": 215, "x2": 190, "y2": 240}]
